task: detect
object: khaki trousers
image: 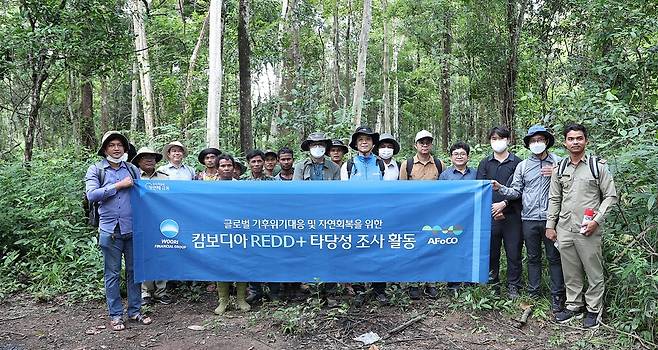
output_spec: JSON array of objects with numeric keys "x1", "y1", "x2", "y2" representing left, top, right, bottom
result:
[{"x1": 141, "y1": 280, "x2": 168, "y2": 298}]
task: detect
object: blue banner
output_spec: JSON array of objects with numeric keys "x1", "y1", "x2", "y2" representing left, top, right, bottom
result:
[{"x1": 132, "y1": 180, "x2": 492, "y2": 283}]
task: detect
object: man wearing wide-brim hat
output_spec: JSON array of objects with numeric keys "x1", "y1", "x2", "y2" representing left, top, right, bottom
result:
[
  {"x1": 340, "y1": 126, "x2": 384, "y2": 181},
  {"x1": 157, "y1": 141, "x2": 196, "y2": 180},
  {"x1": 492, "y1": 125, "x2": 566, "y2": 313},
  {"x1": 292, "y1": 132, "x2": 340, "y2": 180},
  {"x1": 374, "y1": 133, "x2": 401, "y2": 180},
  {"x1": 328, "y1": 139, "x2": 349, "y2": 168},
  {"x1": 196, "y1": 147, "x2": 222, "y2": 181},
  {"x1": 85, "y1": 131, "x2": 151, "y2": 330}
]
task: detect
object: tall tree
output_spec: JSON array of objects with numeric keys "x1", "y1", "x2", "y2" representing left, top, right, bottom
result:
[
  {"x1": 330, "y1": 0, "x2": 341, "y2": 118},
  {"x1": 206, "y1": 0, "x2": 223, "y2": 148},
  {"x1": 238, "y1": 0, "x2": 253, "y2": 153},
  {"x1": 351, "y1": 0, "x2": 372, "y2": 126},
  {"x1": 132, "y1": 0, "x2": 155, "y2": 140},
  {"x1": 182, "y1": 14, "x2": 210, "y2": 120},
  {"x1": 270, "y1": 0, "x2": 291, "y2": 137},
  {"x1": 501, "y1": 0, "x2": 528, "y2": 141},
  {"x1": 80, "y1": 77, "x2": 96, "y2": 150},
  {"x1": 381, "y1": 0, "x2": 391, "y2": 134},
  {"x1": 440, "y1": 9, "x2": 452, "y2": 151},
  {"x1": 131, "y1": 61, "x2": 139, "y2": 136},
  {"x1": 100, "y1": 77, "x2": 110, "y2": 132}
]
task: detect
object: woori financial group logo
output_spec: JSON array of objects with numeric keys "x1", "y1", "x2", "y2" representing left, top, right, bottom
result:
[{"x1": 160, "y1": 219, "x2": 179, "y2": 238}]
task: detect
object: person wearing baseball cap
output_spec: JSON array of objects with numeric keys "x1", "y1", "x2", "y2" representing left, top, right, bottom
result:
[
  {"x1": 157, "y1": 141, "x2": 196, "y2": 180},
  {"x1": 399, "y1": 130, "x2": 445, "y2": 181}
]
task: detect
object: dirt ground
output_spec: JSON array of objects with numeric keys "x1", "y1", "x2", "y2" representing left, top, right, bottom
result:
[{"x1": 0, "y1": 288, "x2": 626, "y2": 350}]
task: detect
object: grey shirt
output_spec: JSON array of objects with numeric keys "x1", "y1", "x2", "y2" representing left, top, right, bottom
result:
[
  {"x1": 292, "y1": 157, "x2": 340, "y2": 181},
  {"x1": 498, "y1": 153, "x2": 561, "y2": 221}
]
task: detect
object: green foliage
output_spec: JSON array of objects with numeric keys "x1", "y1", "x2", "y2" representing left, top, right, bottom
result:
[{"x1": 0, "y1": 148, "x2": 103, "y2": 300}]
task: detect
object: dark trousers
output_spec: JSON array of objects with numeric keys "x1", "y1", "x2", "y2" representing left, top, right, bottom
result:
[
  {"x1": 522, "y1": 220, "x2": 565, "y2": 297},
  {"x1": 489, "y1": 213, "x2": 523, "y2": 288}
]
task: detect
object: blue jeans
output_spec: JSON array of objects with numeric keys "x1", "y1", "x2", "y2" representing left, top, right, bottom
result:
[{"x1": 99, "y1": 229, "x2": 141, "y2": 318}]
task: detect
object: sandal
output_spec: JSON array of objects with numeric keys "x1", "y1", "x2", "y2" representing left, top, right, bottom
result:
[
  {"x1": 128, "y1": 313, "x2": 152, "y2": 325},
  {"x1": 110, "y1": 317, "x2": 125, "y2": 331}
]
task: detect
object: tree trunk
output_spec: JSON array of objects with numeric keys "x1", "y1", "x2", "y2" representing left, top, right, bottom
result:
[
  {"x1": 182, "y1": 14, "x2": 210, "y2": 120},
  {"x1": 24, "y1": 54, "x2": 49, "y2": 163},
  {"x1": 343, "y1": 0, "x2": 352, "y2": 114},
  {"x1": 238, "y1": 0, "x2": 253, "y2": 153},
  {"x1": 100, "y1": 77, "x2": 110, "y2": 132},
  {"x1": 440, "y1": 10, "x2": 452, "y2": 152},
  {"x1": 270, "y1": 0, "x2": 290, "y2": 137},
  {"x1": 67, "y1": 71, "x2": 79, "y2": 141},
  {"x1": 330, "y1": 0, "x2": 341, "y2": 118},
  {"x1": 131, "y1": 61, "x2": 139, "y2": 135},
  {"x1": 501, "y1": 0, "x2": 528, "y2": 142},
  {"x1": 132, "y1": 0, "x2": 155, "y2": 140},
  {"x1": 206, "y1": 0, "x2": 223, "y2": 148},
  {"x1": 381, "y1": 0, "x2": 391, "y2": 134},
  {"x1": 392, "y1": 30, "x2": 402, "y2": 138},
  {"x1": 351, "y1": 0, "x2": 372, "y2": 126},
  {"x1": 80, "y1": 77, "x2": 96, "y2": 151}
]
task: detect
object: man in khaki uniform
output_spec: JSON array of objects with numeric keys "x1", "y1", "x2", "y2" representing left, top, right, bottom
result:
[{"x1": 546, "y1": 123, "x2": 617, "y2": 329}]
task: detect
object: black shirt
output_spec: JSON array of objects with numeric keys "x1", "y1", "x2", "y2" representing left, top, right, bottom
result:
[{"x1": 477, "y1": 152, "x2": 522, "y2": 214}]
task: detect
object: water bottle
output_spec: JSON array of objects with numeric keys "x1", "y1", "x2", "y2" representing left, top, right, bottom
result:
[{"x1": 580, "y1": 208, "x2": 595, "y2": 234}]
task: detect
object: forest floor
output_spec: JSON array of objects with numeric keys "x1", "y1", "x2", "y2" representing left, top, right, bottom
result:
[{"x1": 0, "y1": 285, "x2": 637, "y2": 350}]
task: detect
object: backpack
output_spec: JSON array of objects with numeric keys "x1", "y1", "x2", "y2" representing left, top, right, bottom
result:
[
  {"x1": 405, "y1": 157, "x2": 442, "y2": 180},
  {"x1": 346, "y1": 157, "x2": 385, "y2": 179},
  {"x1": 84, "y1": 161, "x2": 139, "y2": 227},
  {"x1": 556, "y1": 155, "x2": 600, "y2": 181}
]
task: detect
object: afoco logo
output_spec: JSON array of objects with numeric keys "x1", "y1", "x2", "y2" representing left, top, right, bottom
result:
[{"x1": 421, "y1": 225, "x2": 464, "y2": 236}]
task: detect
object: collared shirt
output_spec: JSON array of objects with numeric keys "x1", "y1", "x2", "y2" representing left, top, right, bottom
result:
[
  {"x1": 157, "y1": 162, "x2": 195, "y2": 180},
  {"x1": 274, "y1": 171, "x2": 294, "y2": 181},
  {"x1": 382, "y1": 159, "x2": 399, "y2": 181},
  {"x1": 439, "y1": 166, "x2": 476, "y2": 180},
  {"x1": 477, "y1": 152, "x2": 522, "y2": 214},
  {"x1": 293, "y1": 157, "x2": 340, "y2": 181},
  {"x1": 498, "y1": 153, "x2": 561, "y2": 221},
  {"x1": 241, "y1": 173, "x2": 275, "y2": 181},
  {"x1": 141, "y1": 169, "x2": 169, "y2": 180},
  {"x1": 85, "y1": 159, "x2": 141, "y2": 235},
  {"x1": 398, "y1": 154, "x2": 444, "y2": 180},
  {"x1": 547, "y1": 154, "x2": 617, "y2": 233}
]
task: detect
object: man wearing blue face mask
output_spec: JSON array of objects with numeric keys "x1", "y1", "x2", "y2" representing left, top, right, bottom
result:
[
  {"x1": 477, "y1": 126, "x2": 523, "y2": 299},
  {"x1": 293, "y1": 132, "x2": 340, "y2": 180},
  {"x1": 492, "y1": 125, "x2": 566, "y2": 313}
]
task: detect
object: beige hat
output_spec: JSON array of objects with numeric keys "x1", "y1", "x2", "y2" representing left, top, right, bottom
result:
[
  {"x1": 162, "y1": 141, "x2": 188, "y2": 160},
  {"x1": 131, "y1": 147, "x2": 163, "y2": 164},
  {"x1": 97, "y1": 131, "x2": 129, "y2": 157},
  {"x1": 414, "y1": 130, "x2": 433, "y2": 143}
]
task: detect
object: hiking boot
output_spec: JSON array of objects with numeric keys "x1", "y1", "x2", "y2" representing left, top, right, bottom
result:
[
  {"x1": 375, "y1": 292, "x2": 388, "y2": 305},
  {"x1": 141, "y1": 296, "x2": 154, "y2": 306},
  {"x1": 408, "y1": 286, "x2": 421, "y2": 300},
  {"x1": 235, "y1": 282, "x2": 251, "y2": 312},
  {"x1": 156, "y1": 294, "x2": 173, "y2": 305},
  {"x1": 214, "y1": 282, "x2": 230, "y2": 315},
  {"x1": 555, "y1": 307, "x2": 584, "y2": 323},
  {"x1": 582, "y1": 311, "x2": 599, "y2": 329},
  {"x1": 424, "y1": 286, "x2": 439, "y2": 299},
  {"x1": 551, "y1": 295, "x2": 565, "y2": 314},
  {"x1": 508, "y1": 285, "x2": 520, "y2": 300}
]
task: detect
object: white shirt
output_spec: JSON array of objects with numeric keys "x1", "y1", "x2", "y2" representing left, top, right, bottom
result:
[
  {"x1": 157, "y1": 162, "x2": 195, "y2": 180},
  {"x1": 382, "y1": 159, "x2": 399, "y2": 181}
]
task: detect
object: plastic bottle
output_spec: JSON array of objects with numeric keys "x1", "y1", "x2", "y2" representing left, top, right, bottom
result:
[{"x1": 580, "y1": 208, "x2": 595, "y2": 234}]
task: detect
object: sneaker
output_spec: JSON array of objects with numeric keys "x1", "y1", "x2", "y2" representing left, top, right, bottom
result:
[
  {"x1": 508, "y1": 285, "x2": 520, "y2": 300},
  {"x1": 582, "y1": 311, "x2": 600, "y2": 329},
  {"x1": 424, "y1": 286, "x2": 439, "y2": 299},
  {"x1": 555, "y1": 308, "x2": 584, "y2": 323},
  {"x1": 375, "y1": 292, "x2": 388, "y2": 305},
  {"x1": 141, "y1": 296, "x2": 153, "y2": 306},
  {"x1": 408, "y1": 287, "x2": 421, "y2": 300},
  {"x1": 156, "y1": 294, "x2": 173, "y2": 305},
  {"x1": 551, "y1": 295, "x2": 565, "y2": 314}
]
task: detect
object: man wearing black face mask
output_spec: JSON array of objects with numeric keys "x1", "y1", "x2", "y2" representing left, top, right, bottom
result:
[{"x1": 477, "y1": 126, "x2": 523, "y2": 299}]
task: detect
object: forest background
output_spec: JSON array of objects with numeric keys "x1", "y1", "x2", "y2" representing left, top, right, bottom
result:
[{"x1": 0, "y1": 0, "x2": 656, "y2": 346}]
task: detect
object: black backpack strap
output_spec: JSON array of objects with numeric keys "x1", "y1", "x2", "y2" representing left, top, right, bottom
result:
[
  {"x1": 405, "y1": 158, "x2": 413, "y2": 180},
  {"x1": 433, "y1": 157, "x2": 442, "y2": 179},
  {"x1": 346, "y1": 158, "x2": 354, "y2": 179},
  {"x1": 95, "y1": 162, "x2": 106, "y2": 187},
  {"x1": 126, "y1": 162, "x2": 140, "y2": 179},
  {"x1": 588, "y1": 155, "x2": 600, "y2": 180},
  {"x1": 376, "y1": 158, "x2": 385, "y2": 177},
  {"x1": 557, "y1": 158, "x2": 569, "y2": 178}
]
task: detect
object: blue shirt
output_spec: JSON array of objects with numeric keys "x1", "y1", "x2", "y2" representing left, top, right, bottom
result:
[
  {"x1": 439, "y1": 166, "x2": 476, "y2": 180},
  {"x1": 343, "y1": 154, "x2": 383, "y2": 181},
  {"x1": 85, "y1": 160, "x2": 140, "y2": 235}
]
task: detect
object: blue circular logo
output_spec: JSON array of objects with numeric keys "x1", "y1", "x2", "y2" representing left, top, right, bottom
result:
[{"x1": 160, "y1": 219, "x2": 179, "y2": 238}]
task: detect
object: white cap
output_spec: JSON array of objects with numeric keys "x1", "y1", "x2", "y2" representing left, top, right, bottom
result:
[{"x1": 414, "y1": 130, "x2": 433, "y2": 143}]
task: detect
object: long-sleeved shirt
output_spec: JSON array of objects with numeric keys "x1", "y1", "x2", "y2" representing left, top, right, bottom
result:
[
  {"x1": 498, "y1": 153, "x2": 561, "y2": 221},
  {"x1": 546, "y1": 154, "x2": 618, "y2": 232},
  {"x1": 340, "y1": 154, "x2": 383, "y2": 181},
  {"x1": 293, "y1": 157, "x2": 340, "y2": 181},
  {"x1": 439, "y1": 166, "x2": 476, "y2": 180},
  {"x1": 157, "y1": 162, "x2": 195, "y2": 180},
  {"x1": 85, "y1": 159, "x2": 140, "y2": 235},
  {"x1": 477, "y1": 153, "x2": 522, "y2": 215}
]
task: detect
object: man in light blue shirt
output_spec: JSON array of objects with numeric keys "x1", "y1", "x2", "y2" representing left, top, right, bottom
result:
[
  {"x1": 439, "y1": 142, "x2": 476, "y2": 180},
  {"x1": 157, "y1": 141, "x2": 196, "y2": 180}
]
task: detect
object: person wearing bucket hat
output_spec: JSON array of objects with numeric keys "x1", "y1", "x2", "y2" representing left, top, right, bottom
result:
[
  {"x1": 196, "y1": 148, "x2": 222, "y2": 181},
  {"x1": 293, "y1": 132, "x2": 340, "y2": 180},
  {"x1": 131, "y1": 147, "x2": 173, "y2": 306},
  {"x1": 328, "y1": 139, "x2": 349, "y2": 168},
  {"x1": 491, "y1": 125, "x2": 566, "y2": 313},
  {"x1": 476, "y1": 126, "x2": 523, "y2": 300},
  {"x1": 263, "y1": 149, "x2": 280, "y2": 177},
  {"x1": 157, "y1": 141, "x2": 196, "y2": 180},
  {"x1": 374, "y1": 133, "x2": 401, "y2": 180},
  {"x1": 85, "y1": 131, "x2": 152, "y2": 331},
  {"x1": 341, "y1": 126, "x2": 384, "y2": 181}
]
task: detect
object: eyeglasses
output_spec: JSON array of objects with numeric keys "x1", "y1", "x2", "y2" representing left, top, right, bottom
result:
[
  {"x1": 451, "y1": 152, "x2": 467, "y2": 157},
  {"x1": 417, "y1": 140, "x2": 432, "y2": 146}
]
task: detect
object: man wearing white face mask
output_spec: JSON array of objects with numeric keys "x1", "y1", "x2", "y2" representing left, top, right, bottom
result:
[
  {"x1": 374, "y1": 133, "x2": 400, "y2": 180},
  {"x1": 476, "y1": 126, "x2": 523, "y2": 299},
  {"x1": 492, "y1": 125, "x2": 566, "y2": 313},
  {"x1": 293, "y1": 132, "x2": 340, "y2": 181}
]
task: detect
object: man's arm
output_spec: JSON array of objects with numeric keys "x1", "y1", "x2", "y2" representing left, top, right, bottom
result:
[
  {"x1": 85, "y1": 164, "x2": 117, "y2": 203},
  {"x1": 593, "y1": 162, "x2": 618, "y2": 225},
  {"x1": 545, "y1": 167, "x2": 562, "y2": 230},
  {"x1": 497, "y1": 161, "x2": 523, "y2": 200}
]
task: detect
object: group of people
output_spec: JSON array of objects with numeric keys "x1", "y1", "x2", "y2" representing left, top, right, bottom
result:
[{"x1": 85, "y1": 122, "x2": 616, "y2": 331}]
